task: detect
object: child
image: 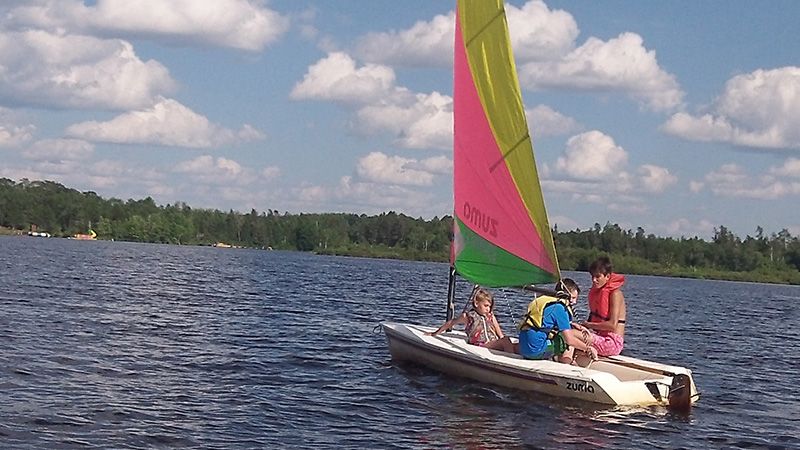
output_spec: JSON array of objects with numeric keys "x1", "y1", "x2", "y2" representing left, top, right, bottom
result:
[
  {"x1": 578, "y1": 256, "x2": 626, "y2": 357},
  {"x1": 427, "y1": 287, "x2": 516, "y2": 353},
  {"x1": 518, "y1": 278, "x2": 597, "y2": 364}
]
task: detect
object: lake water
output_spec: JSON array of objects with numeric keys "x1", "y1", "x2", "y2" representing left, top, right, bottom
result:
[{"x1": 1, "y1": 236, "x2": 799, "y2": 449}]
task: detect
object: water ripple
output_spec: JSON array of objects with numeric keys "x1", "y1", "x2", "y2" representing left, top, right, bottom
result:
[{"x1": 1, "y1": 237, "x2": 799, "y2": 448}]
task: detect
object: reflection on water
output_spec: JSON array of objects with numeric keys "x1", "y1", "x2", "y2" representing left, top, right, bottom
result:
[{"x1": 1, "y1": 236, "x2": 799, "y2": 448}]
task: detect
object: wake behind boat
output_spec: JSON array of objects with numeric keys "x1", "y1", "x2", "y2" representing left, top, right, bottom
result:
[{"x1": 382, "y1": 0, "x2": 698, "y2": 410}]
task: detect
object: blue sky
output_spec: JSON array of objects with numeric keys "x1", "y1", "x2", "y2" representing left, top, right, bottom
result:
[{"x1": 1, "y1": 0, "x2": 799, "y2": 240}]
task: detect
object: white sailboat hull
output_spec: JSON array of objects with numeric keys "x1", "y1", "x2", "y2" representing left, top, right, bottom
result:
[{"x1": 382, "y1": 322, "x2": 698, "y2": 407}]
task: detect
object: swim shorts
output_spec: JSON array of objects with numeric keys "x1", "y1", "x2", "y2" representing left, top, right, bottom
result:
[
  {"x1": 521, "y1": 340, "x2": 555, "y2": 360},
  {"x1": 592, "y1": 331, "x2": 624, "y2": 356}
]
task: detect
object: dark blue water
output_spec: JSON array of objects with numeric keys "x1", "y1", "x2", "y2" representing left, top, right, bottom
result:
[{"x1": 1, "y1": 236, "x2": 799, "y2": 449}]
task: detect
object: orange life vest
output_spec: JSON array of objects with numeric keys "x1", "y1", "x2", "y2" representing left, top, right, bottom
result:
[{"x1": 587, "y1": 273, "x2": 625, "y2": 322}]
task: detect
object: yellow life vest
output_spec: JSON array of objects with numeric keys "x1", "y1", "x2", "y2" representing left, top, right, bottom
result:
[{"x1": 518, "y1": 295, "x2": 574, "y2": 340}]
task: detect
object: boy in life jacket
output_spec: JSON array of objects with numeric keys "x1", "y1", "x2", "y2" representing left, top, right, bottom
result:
[
  {"x1": 579, "y1": 256, "x2": 626, "y2": 356},
  {"x1": 427, "y1": 287, "x2": 516, "y2": 353},
  {"x1": 517, "y1": 278, "x2": 598, "y2": 364}
]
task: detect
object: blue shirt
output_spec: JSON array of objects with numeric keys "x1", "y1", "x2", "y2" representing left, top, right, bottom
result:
[{"x1": 518, "y1": 303, "x2": 572, "y2": 357}]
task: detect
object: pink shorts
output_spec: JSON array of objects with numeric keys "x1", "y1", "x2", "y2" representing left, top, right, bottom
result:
[{"x1": 591, "y1": 331, "x2": 624, "y2": 356}]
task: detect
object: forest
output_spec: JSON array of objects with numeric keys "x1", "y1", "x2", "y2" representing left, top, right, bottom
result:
[{"x1": 2, "y1": 178, "x2": 799, "y2": 284}]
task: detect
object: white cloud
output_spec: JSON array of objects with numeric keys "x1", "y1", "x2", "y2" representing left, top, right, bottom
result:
[
  {"x1": 694, "y1": 163, "x2": 800, "y2": 199},
  {"x1": 354, "y1": 1, "x2": 578, "y2": 67},
  {"x1": 638, "y1": 164, "x2": 677, "y2": 193},
  {"x1": 555, "y1": 130, "x2": 628, "y2": 180},
  {"x1": 506, "y1": 0, "x2": 579, "y2": 62},
  {"x1": 356, "y1": 91, "x2": 453, "y2": 150},
  {"x1": 262, "y1": 166, "x2": 281, "y2": 180},
  {"x1": 290, "y1": 52, "x2": 400, "y2": 105},
  {"x1": 65, "y1": 97, "x2": 264, "y2": 148},
  {"x1": 355, "y1": 11, "x2": 454, "y2": 67},
  {"x1": 543, "y1": 132, "x2": 677, "y2": 208},
  {"x1": 356, "y1": 152, "x2": 435, "y2": 186},
  {"x1": 518, "y1": 32, "x2": 684, "y2": 111},
  {"x1": 549, "y1": 214, "x2": 580, "y2": 232},
  {"x1": 0, "y1": 110, "x2": 35, "y2": 148},
  {"x1": 527, "y1": 105, "x2": 581, "y2": 137},
  {"x1": 408, "y1": 155, "x2": 452, "y2": 175},
  {"x1": 292, "y1": 52, "x2": 453, "y2": 151},
  {"x1": 6, "y1": 0, "x2": 289, "y2": 51},
  {"x1": 0, "y1": 30, "x2": 175, "y2": 110},
  {"x1": 284, "y1": 174, "x2": 449, "y2": 218},
  {"x1": 336, "y1": 175, "x2": 443, "y2": 216},
  {"x1": 22, "y1": 138, "x2": 94, "y2": 161},
  {"x1": 662, "y1": 67, "x2": 800, "y2": 150},
  {"x1": 689, "y1": 180, "x2": 704, "y2": 193},
  {"x1": 770, "y1": 157, "x2": 800, "y2": 178},
  {"x1": 608, "y1": 202, "x2": 648, "y2": 214},
  {"x1": 296, "y1": 182, "x2": 329, "y2": 203},
  {"x1": 656, "y1": 218, "x2": 716, "y2": 239},
  {"x1": 174, "y1": 154, "x2": 256, "y2": 185}
]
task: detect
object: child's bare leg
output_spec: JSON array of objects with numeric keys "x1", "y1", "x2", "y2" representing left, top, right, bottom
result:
[
  {"x1": 485, "y1": 337, "x2": 516, "y2": 353},
  {"x1": 557, "y1": 347, "x2": 576, "y2": 364}
]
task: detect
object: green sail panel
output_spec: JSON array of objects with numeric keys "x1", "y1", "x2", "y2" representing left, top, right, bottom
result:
[{"x1": 453, "y1": 217, "x2": 554, "y2": 288}]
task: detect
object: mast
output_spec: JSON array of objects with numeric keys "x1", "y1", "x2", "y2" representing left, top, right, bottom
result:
[{"x1": 445, "y1": 265, "x2": 457, "y2": 322}]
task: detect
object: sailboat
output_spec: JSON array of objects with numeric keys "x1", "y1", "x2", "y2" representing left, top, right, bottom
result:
[{"x1": 382, "y1": 0, "x2": 698, "y2": 409}]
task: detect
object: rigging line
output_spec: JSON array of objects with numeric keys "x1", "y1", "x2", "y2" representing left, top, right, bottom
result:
[
  {"x1": 489, "y1": 134, "x2": 530, "y2": 173},
  {"x1": 496, "y1": 288, "x2": 518, "y2": 331}
]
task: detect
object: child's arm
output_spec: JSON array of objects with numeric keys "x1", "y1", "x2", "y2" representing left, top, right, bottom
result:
[
  {"x1": 427, "y1": 313, "x2": 467, "y2": 336},
  {"x1": 490, "y1": 313, "x2": 505, "y2": 338}
]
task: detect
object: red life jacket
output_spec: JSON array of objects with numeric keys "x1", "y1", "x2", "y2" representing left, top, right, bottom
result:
[{"x1": 587, "y1": 273, "x2": 625, "y2": 322}]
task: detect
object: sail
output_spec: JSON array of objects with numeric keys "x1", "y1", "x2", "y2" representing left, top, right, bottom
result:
[{"x1": 452, "y1": 0, "x2": 559, "y2": 288}]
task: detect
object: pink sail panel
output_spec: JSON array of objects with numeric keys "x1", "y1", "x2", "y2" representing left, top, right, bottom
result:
[{"x1": 453, "y1": 12, "x2": 556, "y2": 275}]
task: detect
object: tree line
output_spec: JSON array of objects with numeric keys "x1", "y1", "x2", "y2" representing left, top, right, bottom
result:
[{"x1": 2, "y1": 178, "x2": 799, "y2": 284}]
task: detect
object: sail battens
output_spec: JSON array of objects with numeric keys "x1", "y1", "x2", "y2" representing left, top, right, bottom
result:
[
  {"x1": 488, "y1": 134, "x2": 530, "y2": 173},
  {"x1": 453, "y1": 0, "x2": 559, "y2": 287}
]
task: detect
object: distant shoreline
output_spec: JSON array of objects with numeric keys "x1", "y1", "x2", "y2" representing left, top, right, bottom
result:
[{"x1": 4, "y1": 230, "x2": 797, "y2": 285}]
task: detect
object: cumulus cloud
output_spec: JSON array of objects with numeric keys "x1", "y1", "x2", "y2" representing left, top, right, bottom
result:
[
  {"x1": 262, "y1": 166, "x2": 281, "y2": 180},
  {"x1": 356, "y1": 151, "x2": 440, "y2": 186},
  {"x1": 638, "y1": 164, "x2": 678, "y2": 193},
  {"x1": 325, "y1": 175, "x2": 445, "y2": 216},
  {"x1": 689, "y1": 180, "x2": 704, "y2": 193},
  {"x1": 407, "y1": 155, "x2": 452, "y2": 175},
  {"x1": 662, "y1": 67, "x2": 800, "y2": 150},
  {"x1": 506, "y1": 0, "x2": 579, "y2": 62},
  {"x1": 22, "y1": 138, "x2": 94, "y2": 161},
  {"x1": 0, "y1": 30, "x2": 175, "y2": 110},
  {"x1": 555, "y1": 130, "x2": 628, "y2": 180},
  {"x1": 65, "y1": 97, "x2": 264, "y2": 148},
  {"x1": 518, "y1": 32, "x2": 684, "y2": 111},
  {"x1": 292, "y1": 52, "x2": 452, "y2": 150},
  {"x1": 355, "y1": 11, "x2": 454, "y2": 67},
  {"x1": 770, "y1": 157, "x2": 800, "y2": 178},
  {"x1": 5, "y1": 0, "x2": 289, "y2": 51},
  {"x1": 287, "y1": 167, "x2": 450, "y2": 218},
  {"x1": 527, "y1": 105, "x2": 581, "y2": 137},
  {"x1": 545, "y1": 131, "x2": 677, "y2": 201},
  {"x1": 356, "y1": 91, "x2": 453, "y2": 150},
  {"x1": 290, "y1": 52, "x2": 400, "y2": 105},
  {"x1": 657, "y1": 218, "x2": 716, "y2": 239},
  {"x1": 354, "y1": 1, "x2": 577, "y2": 67},
  {"x1": 174, "y1": 154, "x2": 256, "y2": 185},
  {"x1": 0, "y1": 109, "x2": 36, "y2": 147},
  {"x1": 693, "y1": 162, "x2": 800, "y2": 199}
]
